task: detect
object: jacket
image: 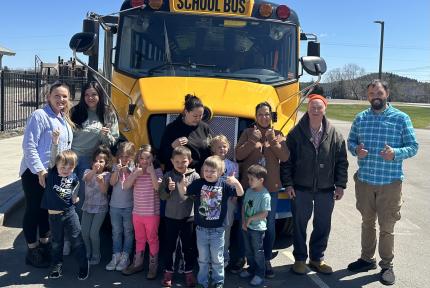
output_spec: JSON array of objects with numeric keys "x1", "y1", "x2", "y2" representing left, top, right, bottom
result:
[
  {"x1": 236, "y1": 126, "x2": 289, "y2": 192},
  {"x1": 280, "y1": 113, "x2": 348, "y2": 192}
]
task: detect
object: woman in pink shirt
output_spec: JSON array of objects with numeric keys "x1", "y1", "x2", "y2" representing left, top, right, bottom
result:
[{"x1": 122, "y1": 145, "x2": 162, "y2": 279}]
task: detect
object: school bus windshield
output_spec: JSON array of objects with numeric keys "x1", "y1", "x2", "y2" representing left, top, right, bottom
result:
[{"x1": 116, "y1": 11, "x2": 297, "y2": 84}]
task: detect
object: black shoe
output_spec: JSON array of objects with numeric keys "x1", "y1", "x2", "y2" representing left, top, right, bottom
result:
[
  {"x1": 230, "y1": 258, "x2": 245, "y2": 274},
  {"x1": 78, "y1": 260, "x2": 90, "y2": 280},
  {"x1": 265, "y1": 261, "x2": 275, "y2": 279},
  {"x1": 49, "y1": 263, "x2": 63, "y2": 279},
  {"x1": 26, "y1": 247, "x2": 50, "y2": 268},
  {"x1": 347, "y1": 258, "x2": 377, "y2": 273},
  {"x1": 380, "y1": 268, "x2": 395, "y2": 286}
]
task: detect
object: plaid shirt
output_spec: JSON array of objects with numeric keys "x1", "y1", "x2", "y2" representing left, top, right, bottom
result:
[{"x1": 348, "y1": 104, "x2": 418, "y2": 185}]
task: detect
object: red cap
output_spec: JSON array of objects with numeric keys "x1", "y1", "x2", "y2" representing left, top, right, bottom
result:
[{"x1": 308, "y1": 94, "x2": 328, "y2": 107}]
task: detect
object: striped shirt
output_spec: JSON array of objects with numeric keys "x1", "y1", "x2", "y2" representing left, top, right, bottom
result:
[
  {"x1": 310, "y1": 123, "x2": 323, "y2": 150},
  {"x1": 347, "y1": 104, "x2": 418, "y2": 185},
  {"x1": 133, "y1": 168, "x2": 163, "y2": 216}
]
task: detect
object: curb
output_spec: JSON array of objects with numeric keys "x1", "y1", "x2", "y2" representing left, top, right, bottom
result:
[{"x1": 0, "y1": 181, "x2": 24, "y2": 226}]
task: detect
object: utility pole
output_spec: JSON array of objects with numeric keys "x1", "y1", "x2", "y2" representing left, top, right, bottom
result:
[{"x1": 374, "y1": 20, "x2": 384, "y2": 80}]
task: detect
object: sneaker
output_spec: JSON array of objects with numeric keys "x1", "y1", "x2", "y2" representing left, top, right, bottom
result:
[
  {"x1": 116, "y1": 252, "x2": 130, "y2": 271},
  {"x1": 161, "y1": 271, "x2": 174, "y2": 287},
  {"x1": 122, "y1": 252, "x2": 144, "y2": 275},
  {"x1": 250, "y1": 275, "x2": 264, "y2": 286},
  {"x1": 380, "y1": 268, "x2": 395, "y2": 286},
  {"x1": 239, "y1": 269, "x2": 252, "y2": 278},
  {"x1": 63, "y1": 240, "x2": 71, "y2": 256},
  {"x1": 25, "y1": 246, "x2": 50, "y2": 268},
  {"x1": 49, "y1": 263, "x2": 63, "y2": 279},
  {"x1": 347, "y1": 258, "x2": 377, "y2": 273},
  {"x1": 291, "y1": 261, "x2": 307, "y2": 275},
  {"x1": 106, "y1": 253, "x2": 121, "y2": 271},
  {"x1": 265, "y1": 260, "x2": 275, "y2": 279},
  {"x1": 78, "y1": 260, "x2": 90, "y2": 280},
  {"x1": 214, "y1": 283, "x2": 224, "y2": 288},
  {"x1": 185, "y1": 271, "x2": 197, "y2": 287},
  {"x1": 308, "y1": 260, "x2": 333, "y2": 275},
  {"x1": 89, "y1": 255, "x2": 101, "y2": 265},
  {"x1": 230, "y1": 257, "x2": 245, "y2": 274}
]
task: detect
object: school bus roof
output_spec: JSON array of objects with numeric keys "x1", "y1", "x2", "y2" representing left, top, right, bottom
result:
[{"x1": 120, "y1": 0, "x2": 299, "y2": 26}]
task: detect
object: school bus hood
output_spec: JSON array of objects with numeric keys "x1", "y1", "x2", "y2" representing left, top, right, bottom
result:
[{"x1": 135, "y1": 76, "x2": 280, "y2": 119}]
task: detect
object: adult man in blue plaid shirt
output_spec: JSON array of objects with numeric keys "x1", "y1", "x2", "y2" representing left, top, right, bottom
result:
[{"x1": 347, "y1": 79, "x2": 418, "y2": 286}]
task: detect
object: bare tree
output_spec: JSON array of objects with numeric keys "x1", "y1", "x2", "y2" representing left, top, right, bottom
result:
[{"x1": 342, "y1": 64, "x2": 366, "y2": 100}]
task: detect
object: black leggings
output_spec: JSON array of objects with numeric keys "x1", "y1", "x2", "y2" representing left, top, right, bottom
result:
[{"x1": 21, "y1": 169, "x2": 50, "y2": 244}]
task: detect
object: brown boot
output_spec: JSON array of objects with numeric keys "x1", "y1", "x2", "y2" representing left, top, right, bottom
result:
[
  {"x1": 147, "y1": 254, "x2": 158, "y2": 280},
  {"x1": 122, "y1": 252, "x2": 144, "y2": 276}
]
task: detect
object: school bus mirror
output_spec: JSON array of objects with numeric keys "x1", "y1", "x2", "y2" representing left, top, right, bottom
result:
[
  {"x1": 69, "y1": 32, "x2": 97, "y2": 53},
  {"x1": 300, "y1": 33, "x2": 308, "y2": 41},
  {"x1": 300, "y1": 56, "x2": 327, "y2": 76},
  {"x1": 307, "y1": 41, "x2": 320, "y2": 57}
]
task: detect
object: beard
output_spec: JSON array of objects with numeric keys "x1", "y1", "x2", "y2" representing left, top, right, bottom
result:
[{"x1": 370, "y1": 98, "x2": 387, "y2": 110}]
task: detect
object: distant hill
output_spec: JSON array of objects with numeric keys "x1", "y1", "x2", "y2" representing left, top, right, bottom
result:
[{"x1": 301, "y1": 72, "x2": 430, "y2": 103}]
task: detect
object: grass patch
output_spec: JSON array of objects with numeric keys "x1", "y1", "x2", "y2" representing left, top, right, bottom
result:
[{"x1": 299, "y1": 104, "x2": 430, "y2": 129}]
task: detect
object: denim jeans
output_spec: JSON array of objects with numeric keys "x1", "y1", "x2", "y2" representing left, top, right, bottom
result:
[
  {"x1": 81, "y1": 210, "x2": 107, "y2": 259},
  {"x1": 243, "y1": 228, "x2": 265, "y2": 278},
  {"x1": 263, "y1": 191, "x2": 278, "y2": 260},
  {"x1": 196, "y1": 226, "x2": 225, "y2": 288},
  {"x1": 110, "y1": 207, "x2": 134, "y2": 255},
  {"x1": 292, "y1": 189, "x2": 334, "y2": 262},
  {"x1": 49, "y1": 207, "x2": 87, "y2": 269}
]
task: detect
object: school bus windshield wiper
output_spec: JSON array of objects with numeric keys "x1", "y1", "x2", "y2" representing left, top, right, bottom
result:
[{"x1": 147, "y1": 62, "x2": 217, "y2": 76}]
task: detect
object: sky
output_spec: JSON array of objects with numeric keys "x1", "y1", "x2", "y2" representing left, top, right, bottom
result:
[{"x1": 1, "y1": 0, "x2": 429, "y2": 82}]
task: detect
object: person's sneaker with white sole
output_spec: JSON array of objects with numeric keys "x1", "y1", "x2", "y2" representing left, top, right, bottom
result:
[
  {"x1": 49, "y1": 263, "x2": 63, "y2": 279},
  {"x1": 116, "y1": 252, "x2": 130, "y2": 271},
  {"x1": 78, "y1": 260, "x2": 90, "y2": 280},
  {"x1": 106, "y1": 253, "x2": 121, "y2": 271},
  {"x1": 250, "y1": 275, "x2": 264, "y2": 286}
]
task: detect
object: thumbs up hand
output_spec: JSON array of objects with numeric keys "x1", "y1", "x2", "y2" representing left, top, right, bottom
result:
[
  {"x1": 356, "y1": 143, "x2": 368, "y2": 159},
  {"x1": 380, "y1": 144, "x2": 394, "y2": 161},
  {"x1": 168, "y1": 177, "x2": 176, "y2": 191}
]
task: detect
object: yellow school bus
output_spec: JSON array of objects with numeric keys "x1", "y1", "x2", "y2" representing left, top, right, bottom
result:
[{"x1": 70, "y1": 0, "x2": 326, "y2": 224}]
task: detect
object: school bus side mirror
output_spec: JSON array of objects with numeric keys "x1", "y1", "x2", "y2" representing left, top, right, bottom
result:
[
  {"x1": 69, "y1": 32, "x2": 97, "y2": 53},
  {"x1": 300, "y1": 56, "x2": 327, "y2": 76}
]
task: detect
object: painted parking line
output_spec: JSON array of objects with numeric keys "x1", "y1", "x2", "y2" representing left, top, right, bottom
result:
[{"x1": 282, "y1": 251, "x2": 331, "y2": 288}]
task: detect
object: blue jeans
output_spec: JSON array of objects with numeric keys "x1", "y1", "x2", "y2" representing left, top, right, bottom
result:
[
  {"x1": 292, "y1": 189, "x2": 335, "y2": 261},
  {"x1": 110, "y1": 207, "x2": 134, "y2": 255},
  {"x1": 243, "y1": 228, "x2": 265, "y2": 278},
  {"x1": 75, "y1": 155, "x2": 91, "y2": 214},
  {"x1": 49, "y1": 207, "x2": 87, "y2": 269},
  {"x1": 263, "y1": 191, "x2": 278, "y2": 261},
  {"x1": 196, "y1": 226, "x2": 225, "y2": 288}
]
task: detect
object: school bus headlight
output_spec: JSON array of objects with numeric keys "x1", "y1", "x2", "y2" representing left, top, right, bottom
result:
[
  {"x1": 148, "y1": 0, "x2": 163, "y2": 10},
  {"x1": 276, "y1": 5, "x2": 291, "y2": 21},
  {"x1": 259, "y1": 4, "x2": 273, "y2": 18}
]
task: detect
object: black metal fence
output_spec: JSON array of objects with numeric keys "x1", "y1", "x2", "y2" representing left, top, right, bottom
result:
[{"x1": 0, "y1": 70, "x2": 87, "y2": 131}]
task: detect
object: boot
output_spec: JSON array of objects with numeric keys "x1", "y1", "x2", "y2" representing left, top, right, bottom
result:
[
  {"x1": 122, "y1": 252, "x2": 144, "y2": 275},
  {"x1": 25, "y1": 246, "x2": 49, "y2": 268},
  {"x1": 147, "y1": 254, "x2": 158, "y2": 280}
]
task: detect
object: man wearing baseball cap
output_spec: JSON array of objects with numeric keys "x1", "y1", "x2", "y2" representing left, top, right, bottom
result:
[{"x1": 280, "y1": 86, "x2": 348, "y2": 275}]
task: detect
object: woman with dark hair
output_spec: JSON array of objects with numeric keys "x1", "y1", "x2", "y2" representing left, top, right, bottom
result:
[
  {"x1": 234, "y1": 101, "x2": 289, "y2": 278},
  {"x1": 20, "y1": 82, "x2": 74, "y2": 267},
  {"x1": 71, "y1": 81, "x2": 119, "y2": 217},
  {"x1": 159, "y1": 94, "x2": 212, "y2": 173}
]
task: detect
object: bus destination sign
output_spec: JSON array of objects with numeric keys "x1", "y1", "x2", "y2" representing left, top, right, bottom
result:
[{"x1": 171, "y1": 0, "x2": 253, "y2": 16}]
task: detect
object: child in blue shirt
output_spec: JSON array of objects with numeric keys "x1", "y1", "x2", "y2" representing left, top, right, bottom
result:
[
  {"x1": 186, "y1": 156, "x2": 244, "y2": 288},
  {"x1": 240, "y1": 164, "x2": 271, "y2": 286},
  {"x1": 41, "y1": 129, "x2": 89, "y2": 280}
]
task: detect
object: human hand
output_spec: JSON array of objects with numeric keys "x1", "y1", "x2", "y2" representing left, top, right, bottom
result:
[
  {"x1": 92, "y1": 162, "x2": 101, "y2": 172},
  {"x1": 115, "y1": 159, "x2": 123, "y2": 172},
  {"x1": 168, "y1": 177, "x2": 176, "y2": 191},
  {"x1": 380, "y1": 144, "x2": 394, "y2": 161},
  {"x1": 72, "y1": 195, "x2": 80, "y2": 204},
  {"x1": 242, "y1": 221, "x2": 248, "y2": 231},
  {"x1": 226, "y1": 173, "x2": 239, "y2": 186},
  {"x1": 52, "y1": 128, "x2": 60, "y2": 145},
  {"x1": 265, "y1": 128, "x2": 276, "y2": 143},
  {"x1": 133, "y1": 164, "x2": 144, "y2": 176},
  {"x1": 172, "y1": 137, "x2": 188, "y2": 148},
  {"x1": 96, "y1": 174, "x2": 104, "y2": 184},
  {"x1": 250, "y1": 125, "x2": 262, "y2": 142},
  {"x1": 356, "y1": 143, "x2": 368, "y2": 159},
  {"x1": 246, "y1": 217, "x2": 253, "y2": 227},
  {"x1": 38, "y1": 170, "x2": 48, "y2": 188},
  {"x1": 334, "y1": 187, "x2": 344, "y2": 200},
  {"x1": 100, "y1": 126, "x2": 110, "y2": 136},
  {"x1": 286, "y1": 186, "x2": 296, "y2": 199},
  {"x1": 177, "y1": 174, "x2": 188, "y2": 192}
]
